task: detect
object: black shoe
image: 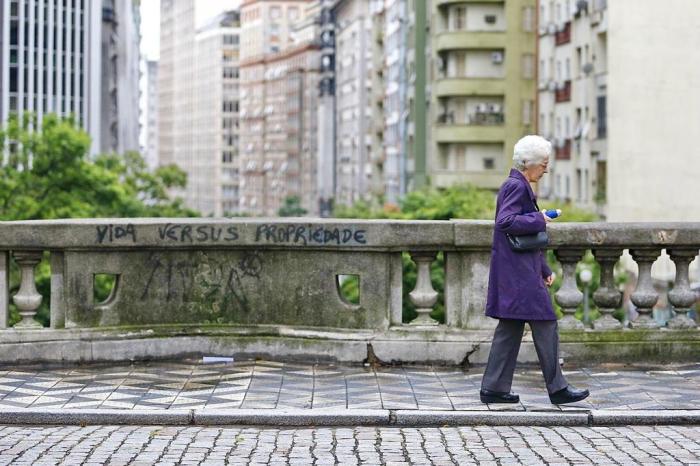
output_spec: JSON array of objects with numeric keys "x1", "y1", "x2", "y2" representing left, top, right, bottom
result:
[
  {"x1": 480, "y1": 389, "x2": 520, "y2": 404},
  {"x1": 549, "y1": 386, "x2": 590, "y2": 404}
]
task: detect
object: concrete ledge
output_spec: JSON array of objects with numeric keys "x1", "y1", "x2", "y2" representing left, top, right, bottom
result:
[
  {"x1": 1, "y1": 327, "x2": 699, "y2": 365},
  {"x1": 0, "y1": 408, "x2": 193, "y2": 425},
  {"x1": 0, "y1": 408, "x2": 699, "y2": 426},
  {"x1": 590, "y1": 410, "x2": 700, "y2": 426},
  {"x1": 194, "y1": 409, "x2": 390, "y2": 426},
  {"x1": 393, "y1": 410, "x2": 590, "y2": 427}
]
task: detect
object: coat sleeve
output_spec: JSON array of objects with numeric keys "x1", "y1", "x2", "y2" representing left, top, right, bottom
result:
[
  {"x1": 494, "y1": 182, "x2": 547, "y2": 235},
  {"x1": 541, "y1": 251, "x2": 553, "y2": 279}
]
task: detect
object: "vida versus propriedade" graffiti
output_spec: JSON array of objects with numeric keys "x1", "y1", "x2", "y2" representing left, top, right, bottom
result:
[{"x1": 95, "y1": 223, "x2": 368, "y2": 246}]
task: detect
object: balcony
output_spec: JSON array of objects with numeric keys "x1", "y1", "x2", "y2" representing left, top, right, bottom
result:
[
  {"x1": 555, "y1": 138, "x2": 572, "y2": 160},
  {"x1": 434, "y1": 78, "x2": 505, "y2": 97},
  {"x1": 555, "y1": 80, "x2": 572, "y2": 103},
  {"x1": 555, "y1": 21, "x2": 571, "y2": 46},
  {"x1": 434, "y1": 124, "x2": 505, "y2": 143},
  {"x1": 435, "y1": 31, "x2": 506, "y2": 53}
]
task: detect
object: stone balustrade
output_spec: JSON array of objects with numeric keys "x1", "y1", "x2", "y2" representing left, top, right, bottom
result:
[{"x1": 0, "y1": 219, "x2": 698, "y2": 364}]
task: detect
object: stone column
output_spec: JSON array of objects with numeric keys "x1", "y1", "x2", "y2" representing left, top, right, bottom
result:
[
  {"x1": 12, "y1": 251, "x2": 43, "y2": 328},
  {"x1": 592, "y1": 249, "x2": 623, "y2": 330},
  {"x1": 0, "y1": 252, "x2": 8, "y2": 329},
  {"x1": 667, "y1": 249, "x2": 698, "y2": 329},
  {"x1": 408, "y1": 251, "x2": 439, "y2": 326},
  {"x1": 554, "y1": 249, "x2": 585, "y2": 330},
  {"x1": 50, "y1": 251, "x2": 66, "y2": 329},
  {"x1": 629, "y1": 249, "x2": 660, "y2": 329}
]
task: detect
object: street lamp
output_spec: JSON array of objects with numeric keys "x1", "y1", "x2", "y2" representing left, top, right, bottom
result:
[{"x1": 580, "y1": 267, "x2": 593, "y2": 325}]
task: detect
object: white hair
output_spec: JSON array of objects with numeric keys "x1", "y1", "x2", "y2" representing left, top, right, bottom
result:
[{"x1": 512, "y1": 135, "x2": 552, "y2": 171}]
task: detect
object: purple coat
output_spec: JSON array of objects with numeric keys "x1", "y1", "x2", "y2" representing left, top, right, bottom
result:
[{"x1": 485, "y1": 169, "x2": 556, "y2": 321}]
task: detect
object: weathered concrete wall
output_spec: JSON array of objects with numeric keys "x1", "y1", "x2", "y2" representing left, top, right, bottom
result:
[
  {"x1": 64, "y1": 249, "x2": 395, "y2": 329},
  {"x1": 0, "y1": 218, "x2": 698, "y2": 364}
]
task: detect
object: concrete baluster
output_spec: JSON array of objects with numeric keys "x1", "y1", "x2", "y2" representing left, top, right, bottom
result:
[
  {"x1": 629, "y1": 249, "x2": 660, "y2": 329},
  {"x1": 0, "y1": 252, "x2": 8, "y2": 329},
  {"x1": 554, "y1": 249, "x2": 585, "y2": 330},
  {"x1": 408, "y1": 251, "x2": 439, "y2": 326},
  {"x1": 667, "y1": 249, "x2": 698, "y2": 329},
  {"x1": 592, "y1": 249, "x2": 623, "y2": 330},
  {"x1": 12, "y1": 251, "x2": 43, "y2": 328}
]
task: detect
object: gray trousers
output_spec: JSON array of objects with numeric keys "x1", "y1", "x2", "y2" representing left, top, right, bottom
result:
[{"x1": 481, "y1": 319, "x2": 568, "y2": 394}]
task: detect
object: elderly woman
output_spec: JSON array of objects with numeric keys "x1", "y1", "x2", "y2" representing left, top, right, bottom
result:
[{"x1": 479, "y1": 135, "x2": 589, "y2": 405}]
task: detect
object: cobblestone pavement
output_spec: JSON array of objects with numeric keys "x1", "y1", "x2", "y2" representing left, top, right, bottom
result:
[
  {"x1": 0, "y1": 360, "x2": 699, "y2": 412},
  {"x1": 0, "y1": 424, "x2": 697, "y2": 465}
]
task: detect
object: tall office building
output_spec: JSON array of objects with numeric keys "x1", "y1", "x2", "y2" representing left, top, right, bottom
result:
[
  {"x1": 0, "y1": 1, "x2": 140, "y2": 157},
  {"x1": 383, "y1": 0, "x2": 409, "y2": 204},
  {"x1": 100, "y1": 0, "x2": 141, "y2": 154},
  {"x1": 332, "y1": 0, "x2": 385, "y2": 207},
  {"x1": 239, "y1": 0, "x2": 319, "y2": 216},
  {"x1": 158, "y1": 2, "x2": 242, "y2": 216},
  {"x1": 143, "y1": 59, "x2": 158, "y2": 170},
  {"x1": 193, "y1": 11, "x2": 241, "y2": 216},
  {"x1": 429, "y1": 0, "x2": 537, "y2": 189},
  {"x1": 537, "y1": 0, "x2": 700, "y2": 222},
  {"x1": 158, "y1": 0, "x2": 196, "y2": 200}
]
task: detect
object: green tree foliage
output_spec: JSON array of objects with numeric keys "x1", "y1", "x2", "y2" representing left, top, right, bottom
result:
[
  {"x1": 0, "y1": 113, "x2": 198, "y2": 326},
  {"x1": 0, "y1": 114, "x2": 197, "y2": 220},
  {"x1": 334, "y1": 185, "x2": 497, "y2": 323},
  {"x1": 278, "y1": 196, "x2": 307, "y2": 217},
  {"x1": 333, "y1": 184, "x2": 605, "y2": 324}
]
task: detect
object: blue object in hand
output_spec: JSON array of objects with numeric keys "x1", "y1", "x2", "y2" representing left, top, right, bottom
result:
[{"x1": 544, "y1": 209, "x2": 562, "y2": 219}]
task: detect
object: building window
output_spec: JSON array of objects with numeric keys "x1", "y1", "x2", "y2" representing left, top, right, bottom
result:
[
  {"x1": 522, "y1": 100, "x2": 533, "y2": 126},
  {"x1": 483, "y1": 158, "x2": 495, "y2": 170},
  {"x1": 597, "y1": 95, "x2": 607, "y2": 138},
  {"x1": 522, "y1": 6, "x2": 535, "y2": 32},
  {"x1": 270, "y1": 6, "x2": 281, "y2": 20},
  {"x1": 522, "y1": 54, "x2": 535, "y2": 79},
  {"x1": 223, "y1": 35, "x2": 239, "y2": 45},
  {"x1": 223, "y1": 67, "x2": 239, "y2": 79},
  {"x1": 222, "y1": 151, "x2": 234, "y2": 163},
  {"x1": 288, "y1": 7, "x2": 299, "y2": 21},
  {"x1": 452, "y1": 6, "x2": 466, "y2": 30}
]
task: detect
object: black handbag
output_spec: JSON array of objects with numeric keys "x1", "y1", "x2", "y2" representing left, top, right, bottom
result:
[
  {"x1": 506, "y1": 231, "x2": 549, "y2": 252},
  {"x1": 505, "y1": 196, "x2": 549, "y2": 252}
]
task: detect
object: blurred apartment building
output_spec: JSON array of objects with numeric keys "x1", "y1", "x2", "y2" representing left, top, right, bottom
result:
[
  {"x1": 158, "y1": 1, "x2": 241, "y2": 216},
  {"x1": 238, "y1": 0, "x2": 320, "y2": 216},
  {"x1": 0, "y1": 0, "x2": 140, "y2": 156},
  {"x1": 536, "y1": 0, "x2": 700, "y2": 221},
  {"x1": 194, "y1": 12, "x2": 242, "y2": 215},
  {"x1": 101, "y1": 0, "x2": 141, "y2": 155},
  {"x1": 331, "y1": 0, "x2": 385, "y2": 207},
  {"x1": 143, "y1": 60, "x2": 158, "y2": 170},
  {"x1": 430, "y1": 0, "x2": 537, "y2": 190},
  {"x1": 537, "y1": 0, "x2": 607, "y2": 214}
]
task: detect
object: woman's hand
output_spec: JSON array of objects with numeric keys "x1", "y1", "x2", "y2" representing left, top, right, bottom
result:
[
  {"x1": 542, "y1": 212, "x2": 552, "y2": 223},
  {"x1": 544, "y1": 274, "x2": 555, "y2": 287}
]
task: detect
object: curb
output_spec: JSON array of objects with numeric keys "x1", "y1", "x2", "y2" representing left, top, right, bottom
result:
[
  {"x1": 0, "y1": 408, "x2": 698, "y2": 427},
  {"x1": 0, "y1": 408, "x2": 193, "y2": 426}
]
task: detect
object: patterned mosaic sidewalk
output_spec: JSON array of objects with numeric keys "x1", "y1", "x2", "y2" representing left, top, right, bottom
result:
[{"x1": 0, "y1": 360, "x2": 698, "y2": 413}]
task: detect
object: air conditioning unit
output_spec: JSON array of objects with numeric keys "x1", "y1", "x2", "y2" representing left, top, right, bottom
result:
[{"x1": 491, "y1": 51, "x2": 504, "y2": 64}]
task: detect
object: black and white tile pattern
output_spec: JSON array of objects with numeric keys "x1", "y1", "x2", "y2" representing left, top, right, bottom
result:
[{"x1": 0, "y1": 361, "x2": 697, "y2": 412}]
